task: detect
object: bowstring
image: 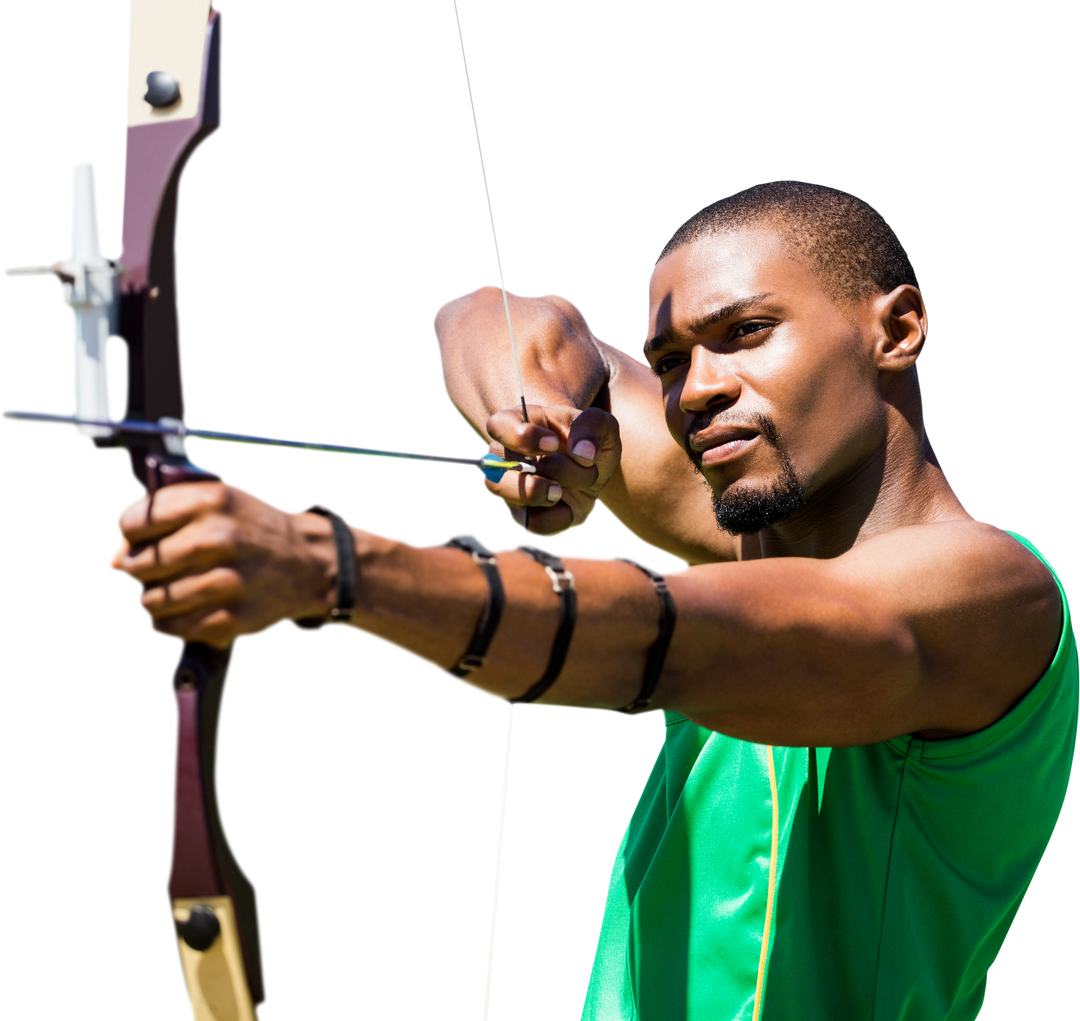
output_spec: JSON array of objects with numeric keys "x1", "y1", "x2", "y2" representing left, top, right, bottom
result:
[
  {"x1": 452, "y1": 0, "x2": 532, "y2": 533},
  {"x1": 451, "y1": 4, "x2": 528, "y2": 1018}
]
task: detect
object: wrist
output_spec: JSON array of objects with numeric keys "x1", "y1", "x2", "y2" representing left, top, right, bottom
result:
[
  {"x1": 439, "y1": 290, "x2": 610, "y2": 418},
  {"x1": 291, "y1": 503, "x2": 388, "y2": 626}
]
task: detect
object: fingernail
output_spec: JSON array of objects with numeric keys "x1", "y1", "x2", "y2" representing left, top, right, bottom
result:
[
  {"x1": 548, "y1": 485, "x2": 563, "y2": 503},
  {"x1": 572, "y1": 440, "x2": 596, "y2": 461},
  {"x1": 539, "y1": 435, "x2": 559, "y2": 452}
]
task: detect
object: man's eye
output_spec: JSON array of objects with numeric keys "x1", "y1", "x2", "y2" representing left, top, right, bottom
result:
[
  {"x1": 652, "y1": 354, "x2": 687, "y2": 376},
  {"x1": 643, "y1": 319, "x2": 773, "y2": 373},
  {"x1": 731, "y1": 320, "x2": 772, "y2": 340}
]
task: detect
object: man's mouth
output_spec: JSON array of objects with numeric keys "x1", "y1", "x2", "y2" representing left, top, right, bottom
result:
[
  {"x1": 700, "y1": 434, "x2": 760, "y2": 468},
  {"x1": 689, "y1": 426, "x2": 761, "y2": 469}
]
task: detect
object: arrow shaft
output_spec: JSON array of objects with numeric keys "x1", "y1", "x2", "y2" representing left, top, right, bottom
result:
[{"x1": 3, "y1": 411, "x2": 532, "y2": 472}]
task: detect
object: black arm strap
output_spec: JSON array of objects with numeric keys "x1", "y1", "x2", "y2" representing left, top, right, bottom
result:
[
  {"x1": 445, "y1": 536, "x2": 506, "y2": 677},
  {"x1": 510, "y1": 546, "x2": 577, "y2": 704},
  {"x1": 617, "y1": 559, "x2": 676, "y2": 713},
  {"x1": 294, "y1": 506, "x2": 358, "y2": 628}
]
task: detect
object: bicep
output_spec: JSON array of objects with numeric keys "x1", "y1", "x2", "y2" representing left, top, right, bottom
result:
[
  {"x1": 831, "y1": 525, "x2": 1061, "y2": 741},
  {"x1": 598, "y1": 343, "x2": 741, "y2": 565}
]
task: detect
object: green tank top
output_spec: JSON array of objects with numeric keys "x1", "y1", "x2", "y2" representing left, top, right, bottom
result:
[{"x1": 582, "y1": 535, "x2": 1077, "y2": 1021}]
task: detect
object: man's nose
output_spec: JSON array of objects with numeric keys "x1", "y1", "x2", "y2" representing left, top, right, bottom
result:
[{"x1": 679, "y1": 348, "x2": 740, "y2": 414}]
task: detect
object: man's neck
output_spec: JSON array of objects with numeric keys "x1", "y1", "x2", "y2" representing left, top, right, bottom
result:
[{"x1": 755, "y1": 424, "x2": 969, "y2": 560}]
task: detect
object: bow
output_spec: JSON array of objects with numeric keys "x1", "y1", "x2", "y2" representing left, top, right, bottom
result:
[
  {"x1": 10, "y1": 3, "x2": 261, "y2": 1016},
  {"x1": 6, "y1": 0, "x2": 543, "y2": 1015}
]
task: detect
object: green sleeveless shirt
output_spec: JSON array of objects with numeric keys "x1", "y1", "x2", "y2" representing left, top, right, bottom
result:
[{"x1": 582, "y1": 535, "x2": 1077, "y2": 1021}]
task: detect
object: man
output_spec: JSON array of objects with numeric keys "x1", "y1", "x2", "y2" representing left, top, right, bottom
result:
[{"x1": 115, "y1": 182, "x2": 1076, "y2": 1019}]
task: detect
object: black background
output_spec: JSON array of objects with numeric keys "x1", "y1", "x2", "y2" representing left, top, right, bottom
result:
[{"x1": 0, "y1": 3, "x2": 1067, "y2": 1015}]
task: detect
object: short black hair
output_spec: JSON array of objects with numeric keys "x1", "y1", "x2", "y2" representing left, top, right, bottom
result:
[{"x1": 657, "y1": 181, "x2": 919, "y2": 304}]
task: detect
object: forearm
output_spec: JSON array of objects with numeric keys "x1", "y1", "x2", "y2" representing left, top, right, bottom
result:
[
  {"x1": 436, "y1": 288, "x2": 610, "y2": 437},
  {"x1": 345, "y1": 532, "x2": 653, "y2": 709}
]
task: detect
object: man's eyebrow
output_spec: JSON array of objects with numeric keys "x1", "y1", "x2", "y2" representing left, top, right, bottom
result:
[{"x1": 644, "y1": 293, "x2": 774, "y2": 353}]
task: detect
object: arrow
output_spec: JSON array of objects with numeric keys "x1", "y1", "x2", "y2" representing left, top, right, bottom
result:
[{"x1": 3, "y1": 411, "x2": 536, "y2": 483}]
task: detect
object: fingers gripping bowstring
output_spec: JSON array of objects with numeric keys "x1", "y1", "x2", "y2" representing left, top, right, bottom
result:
[{"x1": 452, "y1": 4, "x2": 526, "y2": 1019}]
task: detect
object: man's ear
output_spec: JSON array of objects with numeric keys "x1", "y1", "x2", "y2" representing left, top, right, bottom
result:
[{"x1": 873, "y1": 285, "x2": 927, "y2": 373}]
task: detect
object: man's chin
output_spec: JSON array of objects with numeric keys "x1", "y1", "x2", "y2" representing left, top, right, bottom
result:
[{"x1": 710, "y1": 476, "x2": 806, "y2": 536}]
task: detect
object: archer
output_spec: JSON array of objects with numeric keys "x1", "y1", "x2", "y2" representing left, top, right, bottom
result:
[{"x1": 114, "y1": 181, "x2": 1076, "y2": 1020}]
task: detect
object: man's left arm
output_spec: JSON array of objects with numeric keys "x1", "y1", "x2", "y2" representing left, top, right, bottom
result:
[{"x1": 115, "y1": 489, "x2": 1060, "y2": 747}]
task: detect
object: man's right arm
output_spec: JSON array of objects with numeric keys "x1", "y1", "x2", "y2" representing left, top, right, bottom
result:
[{"x1": 435, "y1": 287, "x2": 743, "y2": 564}]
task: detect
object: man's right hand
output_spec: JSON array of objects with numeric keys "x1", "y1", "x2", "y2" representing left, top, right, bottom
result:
[{"x1": 485, "y1": 403, "x2": 622, "y2": 535}]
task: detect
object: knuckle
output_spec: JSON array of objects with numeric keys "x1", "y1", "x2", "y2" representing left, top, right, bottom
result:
[
  {"x1": 119, "y1": 501, "x2": 149, "y2": 536},
  {"x1": 188, "y1": 521, "x2": 239, "y2": 562},
  {"x1": 213, "y1": 521, "x2": 242, "y2": 555},
  {"x1": 199, "y1": 481, "x2": 233, "y2": 514}
]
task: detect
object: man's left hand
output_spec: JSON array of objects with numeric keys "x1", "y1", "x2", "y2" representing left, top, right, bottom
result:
[{"x1": 113, "y1": 482, "x2": 337, "y2": 648}]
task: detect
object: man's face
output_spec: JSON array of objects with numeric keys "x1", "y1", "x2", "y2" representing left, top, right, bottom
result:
[{"x1": 645, "y1": 227, "x2": 888, "y2": 535}]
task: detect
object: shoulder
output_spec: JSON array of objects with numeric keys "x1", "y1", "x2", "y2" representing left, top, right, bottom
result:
[
  {"x1": 840, "y1": 520, "x2": 1058, "y2": 603},
  {"x1": 838, "y1": 520, "x2": 1062, "y2": 736}
]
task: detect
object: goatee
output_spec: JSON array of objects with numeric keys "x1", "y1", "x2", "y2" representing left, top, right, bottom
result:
[
  {"x1": 710, "y1": 453, "x2": 805, "y2": 535},
  {"x1": 688, "y1": 413, "x2": 807, "y2": 536}
]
